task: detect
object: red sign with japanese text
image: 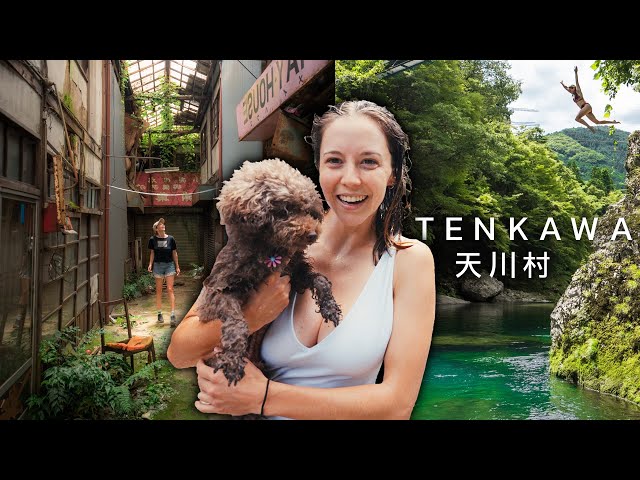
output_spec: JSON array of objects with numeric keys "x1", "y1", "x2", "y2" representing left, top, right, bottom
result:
[{"x1": 135, "y1": 172, "x2": 200, "y2": 207}]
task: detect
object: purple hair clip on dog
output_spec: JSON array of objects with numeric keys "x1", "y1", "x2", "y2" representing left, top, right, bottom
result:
[{"x1": 265, "y1": 255, "x2": 282, "y2": 268}]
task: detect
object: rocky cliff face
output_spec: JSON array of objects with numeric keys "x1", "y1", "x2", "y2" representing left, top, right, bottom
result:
[{"x1": 550, "y1": 131, "x2": 640, "y2": 404}]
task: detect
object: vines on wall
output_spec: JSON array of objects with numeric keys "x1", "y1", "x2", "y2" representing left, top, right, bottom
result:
[{"x1": 121, "y1": 64, "x2": 200, "y2": 172}]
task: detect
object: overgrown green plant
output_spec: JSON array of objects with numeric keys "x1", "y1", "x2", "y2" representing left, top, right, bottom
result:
[
  {"x1": 116, "y1": 315, "x2": 137, "y2": 329},
  {"x1": 335, "y1": 60, "x2": 386, "y2": 104},
  {"x1": 131, "y1": 77, "x2": 200, "y2": 171},
  {"x1": 592, "y1": 60, "x2": 640, "y2": 100},
  {"x1": 123, "y1": 271, "x2": 155, "y2": 300},
  {"x1": 189, "y1": 263, "x2": 204, "y2": 278},
  {"x1": 27, "y1": 326, "x2": 173, "y2": 419},
  {"x1": 62, "y1": 93, "x2": 72, "y2": 110},
  {"x1": 120, "y1": 60, "x2": 130, "y2": 98},
  {"x1": 122, "y1": 282, "x2": 138, "y2": 300}
]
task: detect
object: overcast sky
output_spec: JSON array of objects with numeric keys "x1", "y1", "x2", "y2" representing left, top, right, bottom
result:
[{"x1": 507, "y1": 60, "x2": 640, "y2": 135}]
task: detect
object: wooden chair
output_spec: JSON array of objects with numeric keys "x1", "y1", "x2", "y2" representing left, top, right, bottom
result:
[{"x1": 98, "y1": 298, "x2": 156, "y2": 373}]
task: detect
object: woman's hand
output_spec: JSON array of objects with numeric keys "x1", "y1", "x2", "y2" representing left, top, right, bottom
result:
[
  {"x1": 166, "y1": 270, "x2": 290, "y2": 369},
  {"x1": 195, "y1": 354, "x2": 268, "y2": 416},
  {"x1": 244, "y1": 270, "x2": 291, "y2": 331},
  {"x1": 148, "y1": 264, "x2": 152, "y2": 273},
  {"x1": 176, "y1": 266, "x2": 181, "y2": 276}
]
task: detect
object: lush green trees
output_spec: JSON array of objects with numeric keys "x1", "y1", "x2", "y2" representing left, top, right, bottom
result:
[
  {"x1": 546, "y1": 127, "x2": 628, "y2": 187},
  {"x1": 335, "y1": 60, "x2": 386, "y2": 104},
  {"x1": 459, "y1": 60, "x2": 522, "y2": 121},
  {"x1": 589, "y1": 166, "x2": 615, "y2": 194},
  {"x1": 336, "y1": 60, "x2": 623, "y2": 294},
  {"x1": 592, "y1": 60, "x2": 640, "y2": 99},
  {"x1": 567, "y1": 159, "x2": 583, "y2": 182}
]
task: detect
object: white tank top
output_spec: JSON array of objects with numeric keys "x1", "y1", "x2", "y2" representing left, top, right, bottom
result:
[{"x1": 260, "y1": 248, "x2": 396, "y2": 419}]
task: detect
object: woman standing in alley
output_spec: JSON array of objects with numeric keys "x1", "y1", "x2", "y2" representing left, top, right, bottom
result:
[{"x1": 148, "y1": 217, "x2": 181, "y2": 327}]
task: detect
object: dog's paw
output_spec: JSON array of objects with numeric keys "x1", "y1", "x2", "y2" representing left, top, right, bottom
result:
[{"x1": 208, "y1": 351, "x2": 247, "y2": 386}]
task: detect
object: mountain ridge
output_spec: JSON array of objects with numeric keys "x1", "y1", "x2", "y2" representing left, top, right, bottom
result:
[{"x1": 545, "y1": 126, "x2": 630, "y2": 187}]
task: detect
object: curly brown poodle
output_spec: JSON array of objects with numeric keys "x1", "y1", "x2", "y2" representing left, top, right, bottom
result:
[{"x1": 201, "y1": 159, "x2": 342, "y2": 387}]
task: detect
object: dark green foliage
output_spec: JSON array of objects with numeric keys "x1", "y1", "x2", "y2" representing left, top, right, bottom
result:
[
  {"x1": 590, "y1": 166, "x2": 615, "y2": 194},
  {"x1": 567, "y1": 159, "x2": 583, "y2": 182},
  {"x1": 134, "y1": 77, "x2": 200, "y2": 172},
  {"x1": 144, "y1": 132, "x2": 200, "y2": 172},
  {"x1": 335, "y1": 60, "x2": 386, "y2": 104},
  {"x1": 27, "y1": 327, "x2": 173, "y2": 419},
  {"x1": 120, "y1": 60, "x2": 130, "y2": 98},
  {"x1": 123, "y1": 271, "x2": 155, "y2": 300},
  {"x1": 546, "y1": 127, "x2": 629, "y2": 188},
  {"x1": 519, "y1": 126, "x2": 547, "y2": 144},
  {"x1": 459, "y1": 60, "x2": 522, "y2": 122},
  {"x1": 592, "y1": 60, "x2": 640, "y2": 100}
]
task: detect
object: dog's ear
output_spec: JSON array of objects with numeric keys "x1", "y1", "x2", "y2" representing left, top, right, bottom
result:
[
  {"x1": 217, "y1": 195, "x2": 268, "y2": 227},
  {"x1": 217, "y1": 199, "x2": 244, "y2": 225}
]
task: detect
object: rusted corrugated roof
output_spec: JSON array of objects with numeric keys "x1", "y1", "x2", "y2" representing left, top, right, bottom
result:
[{"x1": 126, "y1": 60, "x2": 214, "y2": 129}]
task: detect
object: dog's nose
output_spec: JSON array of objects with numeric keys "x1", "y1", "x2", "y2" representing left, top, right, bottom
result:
[{"x1": 307, "y1": 232, "x2": 317, "y2": 243}]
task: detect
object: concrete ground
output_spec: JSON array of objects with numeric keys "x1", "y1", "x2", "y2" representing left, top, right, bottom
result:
[{"x1": 104, "y1": 273, "x2": 228, "y2": 420}]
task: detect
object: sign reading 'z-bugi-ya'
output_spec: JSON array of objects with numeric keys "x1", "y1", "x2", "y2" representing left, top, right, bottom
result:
[{"x1": 236, "y1": 60, "x2": 330, "y2": 141}]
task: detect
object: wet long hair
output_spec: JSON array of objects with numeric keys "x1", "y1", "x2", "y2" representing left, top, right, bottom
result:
[{"x1": 308, "y1": 100, "x2": 412, "y2": 264}]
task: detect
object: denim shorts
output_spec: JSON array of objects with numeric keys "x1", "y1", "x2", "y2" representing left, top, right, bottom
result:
[{"x1": 153, "y1": 261, "x2": 176, "y2": 278}]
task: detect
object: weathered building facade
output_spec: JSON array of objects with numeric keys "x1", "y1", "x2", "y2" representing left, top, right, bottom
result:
[
  {"x1": 0, "y1": 60, "x2": 127, "y2": 419},
  {"x1": 0, "y1": 59, "x2": 334, "y2": 419}
]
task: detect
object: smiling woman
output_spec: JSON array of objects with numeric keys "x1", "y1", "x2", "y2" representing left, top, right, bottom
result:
[
  {"x1": 311, "y1": 101, "x2": 414, "y2": 264},
  {"x1": 319, "y1": 117, "x2": 395, "y2": 226},
  {"x1": 170, "y1": 100, "x2": 437, "y2": 420}
]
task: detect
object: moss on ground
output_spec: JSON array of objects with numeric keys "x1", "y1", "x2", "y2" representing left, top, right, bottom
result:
[{"x1": 151, "y1": 368, "x2": 227, "y2": 420}]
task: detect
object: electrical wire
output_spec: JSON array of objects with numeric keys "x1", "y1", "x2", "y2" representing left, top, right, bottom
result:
[
  {"x1": 237, "y1": 61, "x2": 258, "y2": 80},
  {"x1": 107, "y1": 185, "x2": 218, "y2": 196}
]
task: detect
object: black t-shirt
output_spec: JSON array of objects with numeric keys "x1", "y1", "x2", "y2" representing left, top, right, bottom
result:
[{"x1": 148, "y1": 235, "x2": 177, "y2": 263}]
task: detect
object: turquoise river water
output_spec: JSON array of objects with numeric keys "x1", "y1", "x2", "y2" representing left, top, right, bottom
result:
[{"x1": 412, "y1": 303, "x2": 640, "y2": 419}]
